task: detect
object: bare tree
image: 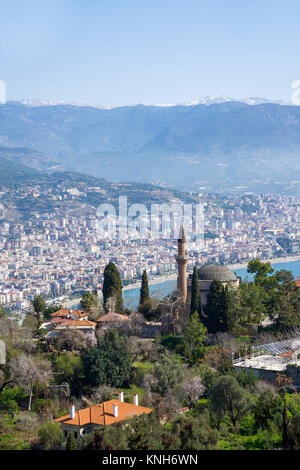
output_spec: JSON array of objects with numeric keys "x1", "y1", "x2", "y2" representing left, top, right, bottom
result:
[
  {"x1": 52, "y1": 329, "x2": 87, "y2": 351},
  {"x1": 156, "y1": 293, "x2": 189, "y2": 336},
  {"x1": 161, "y1": 390, "x2": 182, "y2": 423},
  {"x1": 125, "y1": 336, "x2": 146, "y2": 364},
  {"x1": 142, "y1": 373, "x2": 158, "y2": 392},
  {"x1": 254, "y1": 380, "x2": 276, "y2": 394},
  {"x1": 0, "y1": 317, "x2": 36, "y2": 354},
  {"x1": 122, "y1": 313, "x2": 144, "y2": 337},
  {"x1": 180, "y1": 376, "x2": 205, "y2": 407},
  {"x1": 9, "y1": 354, "x2": 53, "y2": 410},
  {"x1": 126, "y1": 337, "x2": 160, "y2": 364},
  {"x1": 87, "y1": 300, "x2": 104, "y2": 322},
  {"x1": 88, "y1": 385, "x2": 115, "y2": 404},
  {"x1": 105, "y1": 296, "x2": 117, "y2": 313}
]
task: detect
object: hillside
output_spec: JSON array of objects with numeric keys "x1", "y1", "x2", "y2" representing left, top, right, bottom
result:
[
  {"x1": 0, "y1": 168, "x2": 199, "y2": 222},
  {"x1": 1, "y1": 101, "x2": 300, "y2": 192}
]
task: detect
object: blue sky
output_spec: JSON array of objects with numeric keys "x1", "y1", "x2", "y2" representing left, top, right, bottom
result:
[{"x1": 1, "y1": 0, "x2": 300, "y2": 106}]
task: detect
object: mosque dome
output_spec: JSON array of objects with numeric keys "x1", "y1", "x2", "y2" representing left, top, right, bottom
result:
[{"x1": 197, "y1": 264, "x2": 238, "y2": 282}]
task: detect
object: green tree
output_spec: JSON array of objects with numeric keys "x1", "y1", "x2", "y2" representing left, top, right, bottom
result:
[
  {"x1": 81, "y1": 329, "x2": 131, "y2": 388},
  {"x1": 102, "y1": 262, "x2": 123, "y2": 313},
  {"x1": 287, "y1": 413, "x2": 300, "y2": 450},
  {"x1": 66, "y1": 432, "x2": 77, "y2": 450},
  {"x1": 209, "y1": 375, "x2": 251, "y2": 428},
  {"x1": 274, "y1": 270, "x2": 300, "y2": 331},
  {"x1": 190, "y1": 266, "x2": 201, "y2": 317},
  {"x1": 54, "y1": 352, "x2": 84, "y2": 396},
  {"x1": 0, "y1": 387, "x2": 27, "y2": 412},
  {"x1": 81, "y1": 423, "x2": 128, "y2": 450},
  {"x1": 153, "y1": 356, "x2": 186, "y2": 396},
  {"x1": 139, "y1": 270, "x2": 150, "y2": 306},
  {"x1": 247, "y1": 258, "x2": 280, "y2": 319},
  {"x1": 38, "y1": 421, "x2": 63, "y2": 450},
  {"x1": 81, "y1": 291, "x2": 98, "y2": 311},
  {"x1": 247, "y1": 258, "x2": 275, "y2": 287},
  {"x1": 32, "y1": 295, "x2": 46, "y2": 328},
  {"x1": 127, "y1": 413, "x2": 166, "y2": 450},
  {"x1": 253, "y1": 389, "x2": 283, "y2": 430},
  {"x1": 0, "y1": 306, "x2": 7, "y2": 319},
  {"x1": 43, "y1": 304, "x2": 62, "y2": 321},
  {"x1": 203, "y1": 280, "x2": 229, "y2": 333},
  {"x1": 173, "y1": 412, "x2": 219, "y2": 450},
  {"x1": 227, "y1": 280, "x2": 267, "y2": 332},
  {"x1": 183, "y1": 311, "x2": 207, "y2": 364}
]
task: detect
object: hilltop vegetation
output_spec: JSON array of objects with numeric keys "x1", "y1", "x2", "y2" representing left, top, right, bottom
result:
[{"x1": 2, "y1": 260, "x2": 300, "y2": 450}]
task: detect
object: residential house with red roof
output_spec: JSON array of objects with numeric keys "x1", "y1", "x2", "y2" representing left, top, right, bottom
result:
[
  {"x1": 54, "y1": 392, "x2": 152, "y2": 442},
  {"x1": 45, "y1": 308, "x2": 97, "y2": 339}
]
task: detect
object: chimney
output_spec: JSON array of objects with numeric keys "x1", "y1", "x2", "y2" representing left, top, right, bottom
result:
[
  {"x1": 118, "y1": 391, "x2": 124, "y2": 402},
  {"x1": 133, "y1": 393, "x2": 138, "y2": 406},
  {"x1": 70, "y1": 405, "x2": 75, "y2": 419},
  {"x1": 113, "y1": 403, "x2": 118, "y2": 418}
]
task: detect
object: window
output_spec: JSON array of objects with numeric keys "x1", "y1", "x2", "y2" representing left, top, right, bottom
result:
[
  {"x1": 64, "y1": 430, "x2": 68, "y2": 438},
  {"x1": 74, "y1": 432, "x2": 78, "y2": 439}
]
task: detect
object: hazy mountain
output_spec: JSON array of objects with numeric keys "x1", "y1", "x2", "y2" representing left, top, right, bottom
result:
[
  {"x1": 1, "y1": 99, "x2": 300, "y2": 193},
  {"x1": 0, "y1": 146, "x2": 64, "y2": 172}
]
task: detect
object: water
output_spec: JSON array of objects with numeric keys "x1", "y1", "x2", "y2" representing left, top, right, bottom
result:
[
  {"x1": 124, "y1": 259, "x2": 300, "y2": 309},
  {"x1": 67, "y1": 259, "x2": 300, "y2": 311},
  {"x1": 233, "y1": 259, "x2": 300, "y2": 282},
  {"x1": 123, "y1": 278, "x2": 177, "y2": 310}
]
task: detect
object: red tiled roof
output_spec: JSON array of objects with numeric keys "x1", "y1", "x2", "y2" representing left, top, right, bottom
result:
[
  {"x1": 278, "y1": 351, "x2": 294, "y2": 358},
  {"x1": 55, "y1": 399, "x2": 152, "y2": 426},
  {"x1": 57, "y1": 319, "x2": 97, "y2": 327},
  {"x1": 51, "y1": 309, "x2": 88, "y2": 319},
  {"x1": 97, "y1": 312, "x2": 128, "y2": 323}
]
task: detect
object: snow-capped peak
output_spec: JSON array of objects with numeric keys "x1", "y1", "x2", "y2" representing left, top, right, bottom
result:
[
  {"x1": 18, "y1": 98, "x2": 114, "y2": 109},
  {"x1": 182, "y1": 95, "x2": 291, "y2": 107},
  {"x1": 182, "y1": 95, "x2": 233, "y2": 106},
  {"x1": 14, "y1": 95, "x2": 292, "y2": 109}
]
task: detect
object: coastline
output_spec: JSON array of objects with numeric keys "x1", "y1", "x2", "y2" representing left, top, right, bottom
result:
[
  {"x1": 62, "y1": 273, "x2": 178, "y2": 308},
  {"x1": 62, "y1": 255, "x2": 300, "y2": 309},
  {"x1": 123, "y1": 273, "x2": 177, "y2": 291},
  {"x1": 227, "y1": 254, "x2": 300, "y2": 271}
]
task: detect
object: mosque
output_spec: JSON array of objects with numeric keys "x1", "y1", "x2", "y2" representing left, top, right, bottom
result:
[{"x1": 175, "y1": 225, "x2": 240, "y2": 306}]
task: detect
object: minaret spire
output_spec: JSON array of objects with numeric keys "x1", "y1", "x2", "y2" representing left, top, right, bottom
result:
[{"x1": 175, "y1": 224, "x2": 188, "y2": 302}]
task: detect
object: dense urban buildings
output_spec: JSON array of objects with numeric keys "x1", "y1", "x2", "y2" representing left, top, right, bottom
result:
[{"x1": 1, "y1": 189, "x2": 300, "y2": 322}]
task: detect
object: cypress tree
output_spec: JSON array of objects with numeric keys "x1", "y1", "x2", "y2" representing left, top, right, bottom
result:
[
  {"x1": 219, "y1": 284, "x2": 230, "y2": 332},
  {"x1": 203, "y1": 279, "x2": 225, "y2": 334},
  {"x1": 103, "y1": 262, "x2": 123, "y2": 313},
  {"x1": 139, "y1": 270, "x2": 150, "y2": 306},
  {"x1": 66, "y1": 433, "x2": 77, "y2": 450},
  {"x1": 190, "y1": 266, "x2": 201, "y2": 317}
]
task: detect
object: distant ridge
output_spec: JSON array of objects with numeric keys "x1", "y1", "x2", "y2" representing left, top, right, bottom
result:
[
  {"x1": 13, "y1": 95, "x2": 291, "y2": 109},
  {"x1": 1, "y1": 99, "x2": 300, "y2": 194}
]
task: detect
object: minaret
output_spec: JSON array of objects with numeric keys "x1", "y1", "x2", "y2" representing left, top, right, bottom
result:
[{"x1": 175, "y1": 225, "x2": 188, "y2": 302}]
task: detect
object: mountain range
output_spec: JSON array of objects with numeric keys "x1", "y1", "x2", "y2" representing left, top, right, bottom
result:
[{"x1": 1, "y1": 98, "x2": 300, "y2": 193}]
